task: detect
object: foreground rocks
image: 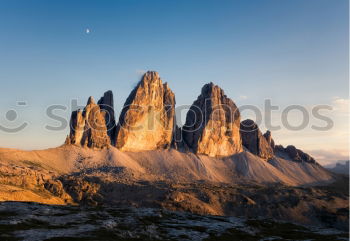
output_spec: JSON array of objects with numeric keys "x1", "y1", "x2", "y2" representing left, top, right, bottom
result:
[
  {"x1": 0, "y1": 161, "x2": 72, "y2": 204},
  {"x1": 115, "y1": 71, "x2": 176, "y2": 151},
  {"x1": 55, "y1": 167, "x2": 348, "y2": 232},
  {"x1": 0, "y1": 145, "x2": 347, "y2": 234},
  {"x1": 1, "y1": 202, "x2": 347, "y2": 241},
  {"x1": 182, "y1": 83, "x2": 242, "y2": 157},
  {"x1": 0, "y1": 156, "x2": 347, "y2": 233}
]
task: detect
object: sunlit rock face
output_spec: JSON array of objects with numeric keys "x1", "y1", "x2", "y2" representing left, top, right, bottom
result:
[
  {"x1": 66, "y1": 97, "x2": 110, "y2": 149},
  {"x1": 263, "y1": 130, "x2": 275, "y2": 150},
  {"x1": 115, "y1": 71, "x2": 176, "y2": 151},
  {"x1": 240, "y1": 119, "x2": 274, "y2": 160},
  {"x1": 182, "y1": 83, "x2": 242, "y2": 157}
]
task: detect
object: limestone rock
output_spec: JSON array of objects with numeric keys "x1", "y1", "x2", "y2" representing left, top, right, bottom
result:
[
  {"x1": 240, "y1": 119, "x2": 274, "y2": 160},
  {"x1": 98, "y1": 90, "x2": 116, "y2": 144},
  {"x1": 115, "y1": 71, "x2": 176, "y2": 151},
  {"x1": 171, "y1": 125, "x2": 190, "y2": 151},
  {"x1": 263, "y1": 130, "x2": 275, "y2": 150},
  {"x1": 67, "y1": 96, "x2": 110, "y2": 149},
  {"x1": 275, "y1": 145, "x2": 316, "y2": 164},
  {"x1": 182, "y1": 83, "x2": 242, "y2": 157}
]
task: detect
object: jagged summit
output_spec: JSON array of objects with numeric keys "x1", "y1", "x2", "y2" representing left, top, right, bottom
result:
[
  {"x1": 87, "y1": 96, "x2": 95, "y2": 105},
  {"x1": 66, "y1": 96, "x2": 110, "y2": 149},
  {"x1": 182, "y1": 82, "x2": 242, "y2": 157},
  {"x1": 240, "y1": 119, "x2": 274, "y2": 160},
  {"x1": 142, "y1": 71, "x2": 160, "y2": 83},
  {"x1": 98, "y1": 90, "x2": 116, "y2": 144},
  {"x1": 64, "y1": 70, "x2": 318, "y2": 165},
  {"x1": 263, "y1": 130, "x2": 275, "y2": 150},
  {"x1": 115, "y1": 71, "x2": 176, "y2": 151}
]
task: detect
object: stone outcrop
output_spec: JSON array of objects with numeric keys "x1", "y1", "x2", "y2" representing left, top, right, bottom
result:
[
  {"x1": 263, "y1": 130, "x2": 275, "y2": 150},
  {"x1": 66, "y1": 97, "x2": 110, "y2": 149},
  {"x1": 98, "y1": 90, "x2": 116, "y2": 144},
  {"x1": 62, "y1": 70, "x2": 319, "y2": 163},
  {"x1": 274, "y1": 145, "x2": 316, "y2": 164},
  {"x1": 182, "y1": 83, "x2": 242, "y2": 157},
  {"x1": 115, "y1": 71, "x2": 176, "y2": 151},
  {"x1": 240, "y1": 119, "x2": 274, "y2": 160}
]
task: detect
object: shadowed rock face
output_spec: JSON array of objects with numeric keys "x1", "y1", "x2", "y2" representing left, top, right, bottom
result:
[
  {"x1": 182, "y1": 83, "x2": 242, "y2": 157},
  {"x1": 275, "y1": 145, "x2": 316, "y2": 164},
  {"x1": 66, "y1": 97, "x2": 110, "y2": 149},
  {"x1": 240, "y1": 119, "x2": 274, "y2": 160},
  {"x1": 98, "y1": 90, "x2": 116, "y2": 145},
  {"x1": 115, "y1": 71, "x2": 176, "y2": 151}
]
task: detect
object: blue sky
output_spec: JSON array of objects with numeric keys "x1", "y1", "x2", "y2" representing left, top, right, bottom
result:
[{"x1": 0, "y1": 0, "x2": 348, "y2": 164}]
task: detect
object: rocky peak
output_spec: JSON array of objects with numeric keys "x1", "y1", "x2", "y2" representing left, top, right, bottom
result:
[
  {"x1": 275, "y1": 145, "x2": 316, "y2": 164},
  {"x1": 97, "y1": 90, "x2": 116, "y2": 144},
  {"x1": 182, "y1": 83, "x2": 242, "y2": 157},
  {"x1": 240, "y1": 119, "x2": 274, "y2": 160},
  {"x1": 115, "y1": 71, "x2": 176, "y2": 151},
  {"x1": 263, "y1": 130, "x2": 275, "y2": 150},
  {"x1": 98, "y1": 90, "x2": 113, "y2": 107},
  {"x1": 87, "y1": 96, "x2": 95, "y2": 105},
  {"x1": 66, "y1": 95, "x2": 111, "y2": 149}
]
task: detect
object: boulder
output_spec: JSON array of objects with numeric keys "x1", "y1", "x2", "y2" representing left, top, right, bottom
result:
[
  {"x1": 182, "y1": 83, "x2": 242, "y2": 157},
  {"x1": 240, "y1": 119, "x2": 274, "y2": 160},
  {"x1": 115, "y1": 71, "x2": 176, "y2": 151}
]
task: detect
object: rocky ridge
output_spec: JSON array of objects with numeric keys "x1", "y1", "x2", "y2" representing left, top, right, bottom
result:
[
  {"x1": 66, "y1": 70, "x2": 317, "y2": 163},
  {"x1": 275, "y1": 145, "x2": 316, "y2": 164}
]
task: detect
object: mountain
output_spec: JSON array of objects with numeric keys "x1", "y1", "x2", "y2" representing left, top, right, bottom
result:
[
  {"x1": 65, "y1": 96, "x2": 111, "y2": 149},
  {"x1": 325, "y1": 161, "x2": 349, "y2": 175},
  {"x1": 0, "y1": 70, "x2": 337, "y2": 190},
  {"x1": 182, "y1": 83, "x2": 242, "y2": 157},
  {"x1": 115, "y1": 71, "x2": 176, "y2": 151},
  {"x1": 64, "y1": 71, "x2": 318, "y2": 165},
  {"x1": 97, "y1": 90, "x2": 117, "y2": 144},
  {"x1": 0, "y1": 70, "x2": 348, "y2": 232},
  {"x1": 240, "y1": 119, "x2": 274, "y2": 160}
]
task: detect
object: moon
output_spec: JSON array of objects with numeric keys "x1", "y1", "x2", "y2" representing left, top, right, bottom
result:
[{"x1": 86, "y1": 28, "x2": 90, "y2": 34}]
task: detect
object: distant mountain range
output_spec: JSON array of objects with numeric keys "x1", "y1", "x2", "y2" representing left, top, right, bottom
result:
[{"x1": 325, "y1": 161, "x2": 349, "y2": 175}]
